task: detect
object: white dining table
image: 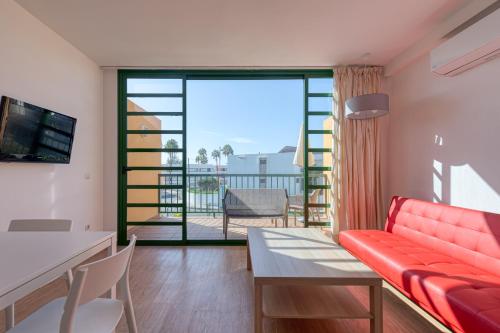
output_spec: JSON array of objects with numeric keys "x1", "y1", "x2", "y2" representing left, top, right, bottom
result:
[{"x1": 0, "y1": 231, "x2": 116, "y2": 330}]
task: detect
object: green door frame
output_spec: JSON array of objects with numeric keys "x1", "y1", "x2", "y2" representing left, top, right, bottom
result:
[{"x1": 118, "y1": 69, "x2": 333, "y2": 246}]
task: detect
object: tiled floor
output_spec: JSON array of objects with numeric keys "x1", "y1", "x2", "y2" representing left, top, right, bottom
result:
[{"x1": 128, "y1": 215, "x2": 306, "y2": 240}]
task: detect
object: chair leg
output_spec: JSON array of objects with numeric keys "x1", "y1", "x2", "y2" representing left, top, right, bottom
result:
[
  {"x1": 224, "y1": 217, "x2": 229, "y2": 240},
  {"x1": 222, "y1": 215, "x2": 225, "y2": 235},
  {"x1": 5, "y1": 304, "x2": 15, "y2": 330},
  {"x1": 309, "y1": 208, "x2": 317, "y2": 222},
  {"x1": 119, "y1": 277, "x2": 138, "y2": 333},
  {"x1": 65, "y1": 269, "x2": 73, "y2": 290}
]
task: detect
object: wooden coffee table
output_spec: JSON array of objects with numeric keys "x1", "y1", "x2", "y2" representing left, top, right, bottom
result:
[{"x1": 247, "y1": 228, "x2": 383, "y2": 333}]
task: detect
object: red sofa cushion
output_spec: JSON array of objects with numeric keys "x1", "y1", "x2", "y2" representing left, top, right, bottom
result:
[
  {"x1": 340, "y1": 197, "x2": 500, "y2": 333},
  {"x1": 386, "y1": 197, "x2": 500, "y2": 276}
]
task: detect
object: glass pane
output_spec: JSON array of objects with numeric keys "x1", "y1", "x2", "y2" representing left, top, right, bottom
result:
[
  {"x1": 307, "y1": 151, "x2": 332, "y2": 168},
  {"x1": 159, "y1": 172, "x2": 183, "y2": 186},
  {"x1": 128, "y1": 170, "x2": 163, "y2": 185},
  {"x1": 127, "y1": 134, "x2": 183, "y2": 149},
  {"x1": 127, "y1": 79, "x2": 182, "y2": 94},
  {"x1": 308, "y1": 78, "x2": 334, "y2": 93},
  {"x1": 126, "y1": 207, "x2": 161, "y2": 223},
  {"x1": 127, "y1": 189, "x2": 159, "y2": 204},
  {"x1": 308, "y1": 188, "x2": 328, "y2": 204},
  {"x1": 127, "y1": 152, "x2": 183, "y2": 167},
  {"x1": 127, "y1": 189, "x2": 183, "y2": 204},
  {"x1": 126, "y1": 207, "x2": 183, "y2": 222},
  {"x1": 308, "y1": 134, "x2": 329, "y2": 150},
  {"x1": 308, "y1": 114, "x2": 332, "y2": 131},
  {"x1": 186, "y1": 180, "x2": 222, "y2": 213},
  {"x1": 127, "y1": 225, "x2": 183, "y2": 241},
  {"x1": 308, "y1": 97, "x2": 333, "y2": 111},
  {"x1": 127, "y1": 97, "x2": 182, "y2": 113},
  {"x1": 309, "y1": 173, "x2": 328, "y2": 186},
  {"x1": 187, "y1": 217, "x2": 224, "y2": 240},
  {"x1": 127, "y1": 115, "x2": 182, "y2": 131},
  {"x1": 160, "y1": 188, "x2": 183, "y2": 205},
  {"x1": 307, "y1": 183, "x2": 331, "y2": 223}
]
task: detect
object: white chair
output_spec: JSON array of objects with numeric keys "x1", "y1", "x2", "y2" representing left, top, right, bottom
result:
[
  {"x1": 8, "y1": 219, "x2": 73, "y2": 232},
  {"x1": 8, "y1": 235, "x2": 138, "y2": 333},
  {"x1": 5, "y1": 219, "x2": 74, "y2": 329}
]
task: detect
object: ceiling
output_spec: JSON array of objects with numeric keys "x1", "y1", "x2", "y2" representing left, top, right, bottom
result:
[{"x1": 16, "y1": 0, "x2": 468, "y2": 67}]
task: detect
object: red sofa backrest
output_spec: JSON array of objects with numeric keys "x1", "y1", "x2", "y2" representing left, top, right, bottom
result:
[{"x1": 385, "y1": 196, "x2": 500, "y2": 276}]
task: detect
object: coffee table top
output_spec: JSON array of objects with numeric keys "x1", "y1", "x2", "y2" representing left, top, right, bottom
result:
[{"x1": 248, "y1": 228, "x2": 380, "y2": 285}]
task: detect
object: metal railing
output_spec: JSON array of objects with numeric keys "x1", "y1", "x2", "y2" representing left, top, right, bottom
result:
[{"x1": 158, "y1": 173, "x2": 327, "y2": 215}]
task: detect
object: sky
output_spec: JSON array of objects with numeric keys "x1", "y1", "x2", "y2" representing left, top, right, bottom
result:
[
  {"x1": 187, "y1": 79, "x2": 304, "y2": 164},
  {"x1": 128, "y1": 78, "x2": 333, "y2": 165}
]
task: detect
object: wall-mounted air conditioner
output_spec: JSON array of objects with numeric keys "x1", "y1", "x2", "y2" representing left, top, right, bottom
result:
[{"x1": 431, "y1": 8, "x2": 500, "y2": 76}]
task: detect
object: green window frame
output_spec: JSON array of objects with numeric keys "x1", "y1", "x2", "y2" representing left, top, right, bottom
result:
[
  {"x1": 118, "y1": 69, "x2": 333, "y2": 246},
  {"x1": 303, "y1": 76, "x2": 334, "y2": 227}
]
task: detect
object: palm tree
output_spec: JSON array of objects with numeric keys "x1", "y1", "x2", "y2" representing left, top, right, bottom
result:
[
  {"x1": 221, "y1": 144, "x2": 234, "y2": 164},
  {"x1": 164, "y1": 139, "x2": 179, "y2": 187},
  {"x1": 165, "y1": 139, "x2": 179, "y2": 166},
  {"x1": 211, "y1": 149, "x2": 221, "y2": 171},
  {"x1": 195, "y1": 148, "x2": 208, "y2": 164}
]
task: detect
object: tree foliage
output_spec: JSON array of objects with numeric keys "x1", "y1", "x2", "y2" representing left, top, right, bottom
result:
[
  {"x1": 195, "y1": 148, "x2": 208, "y2": 164},
  {"x1": 165, "y1": 139, "x2": 180, "y2": 165},
  {"x1": 211, "y1": 149, "x2": 221, "y2": 164},
  {"x1": 197, "y1": 177, "x2": 218, "y2": 192},
  {"x1": 221, "y1": 144, "x2": 234, "y2": 162}
]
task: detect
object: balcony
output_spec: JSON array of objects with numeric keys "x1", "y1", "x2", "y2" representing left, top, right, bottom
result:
[{"x1": 127, "y1": 173, "x2": 330, "y2": 241}]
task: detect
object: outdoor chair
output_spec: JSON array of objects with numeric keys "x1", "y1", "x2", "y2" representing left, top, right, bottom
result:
[
  {"x1": 222, "y1": 189, "x2": 289, "y2": 240},
  {"x1": 289, "y1": 189, "x2": 323, "y2": 225}
]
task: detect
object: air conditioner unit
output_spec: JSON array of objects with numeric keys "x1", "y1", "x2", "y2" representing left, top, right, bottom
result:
[{"x1": 431, "y1": 8, "x2": 500, "y2": 76}]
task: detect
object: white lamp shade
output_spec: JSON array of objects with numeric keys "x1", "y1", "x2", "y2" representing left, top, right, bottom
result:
[{"x1": 345, "y1": 93, "x2": 389, "y2": 120}]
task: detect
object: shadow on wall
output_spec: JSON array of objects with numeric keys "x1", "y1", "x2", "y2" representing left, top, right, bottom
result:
[{"x1": 394, "y1": 93, "x2": 500, "y2": 214}]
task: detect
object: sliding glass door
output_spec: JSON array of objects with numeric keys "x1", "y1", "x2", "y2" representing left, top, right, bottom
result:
[
  {"x1": 118, "y1": 70, "x2": 333, "y2": 245},
  {"x1": 118, "y1": 73, "x2": 187, "y2": 244}
]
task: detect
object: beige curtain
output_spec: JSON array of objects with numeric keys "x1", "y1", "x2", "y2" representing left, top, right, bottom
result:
[{"x1": 331, "y1": 66, "x2": 384, "y2": 237}]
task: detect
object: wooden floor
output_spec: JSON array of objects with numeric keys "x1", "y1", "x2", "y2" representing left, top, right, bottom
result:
[{"x1": 1, "y1": 246, "x2": 442, "y2": 333}]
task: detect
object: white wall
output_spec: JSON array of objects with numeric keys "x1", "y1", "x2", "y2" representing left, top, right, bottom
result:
[
  {"x1": 0, "y1": 0, "x2": 103, "y2": 231},
  {"x1": 227, "y1": 152, "x2": 301, "y2": 174},
  {"x1": 388, "y1": 54, "x2": 500, "y2": 213},
  {"x1": 103, "y1": 68, "x2": 118, "y2": 231}
]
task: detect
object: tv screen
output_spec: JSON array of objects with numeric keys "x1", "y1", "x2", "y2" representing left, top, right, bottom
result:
[{"x1": 0, "y1": 96, "x2": 76, "y2": 164}]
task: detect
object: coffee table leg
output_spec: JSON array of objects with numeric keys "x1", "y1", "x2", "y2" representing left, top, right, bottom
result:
[
  {"x1": 247, "y1": 245, "x2": 252, "y2": 271},
  {"x1": 254, "y1": 282, "x2": 263, "y2": 333},
  {"x1": 6, "y1": 304, "x2": 14, "y2": 330},
  {"x1": 370, "y1": 283, "x2": 383, "y2": 333}
]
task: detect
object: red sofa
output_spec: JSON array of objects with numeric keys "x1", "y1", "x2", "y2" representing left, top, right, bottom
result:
[{"x1": 340, "y1": 196, "x2": 500, "y2": 333}]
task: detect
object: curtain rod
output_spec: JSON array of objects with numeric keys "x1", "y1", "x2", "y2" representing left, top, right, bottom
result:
[{"x1": 100, "y1": 65, "x2": 333, "y2": 70}]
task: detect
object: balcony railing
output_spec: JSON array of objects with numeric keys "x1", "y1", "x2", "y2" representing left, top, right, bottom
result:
[{"x1": 158, "y1": 173, "x2": 328, "y2": 215}]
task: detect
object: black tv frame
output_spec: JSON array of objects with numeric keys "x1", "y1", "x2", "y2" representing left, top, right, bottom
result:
[{"x1": 0, "y1": 95, "x2": 77, "y2": 164}]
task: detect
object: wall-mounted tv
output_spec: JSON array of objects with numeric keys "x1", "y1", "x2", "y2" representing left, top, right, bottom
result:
[{"x1": 0, "y1": 96, "x2": 76, "y2": 164}]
